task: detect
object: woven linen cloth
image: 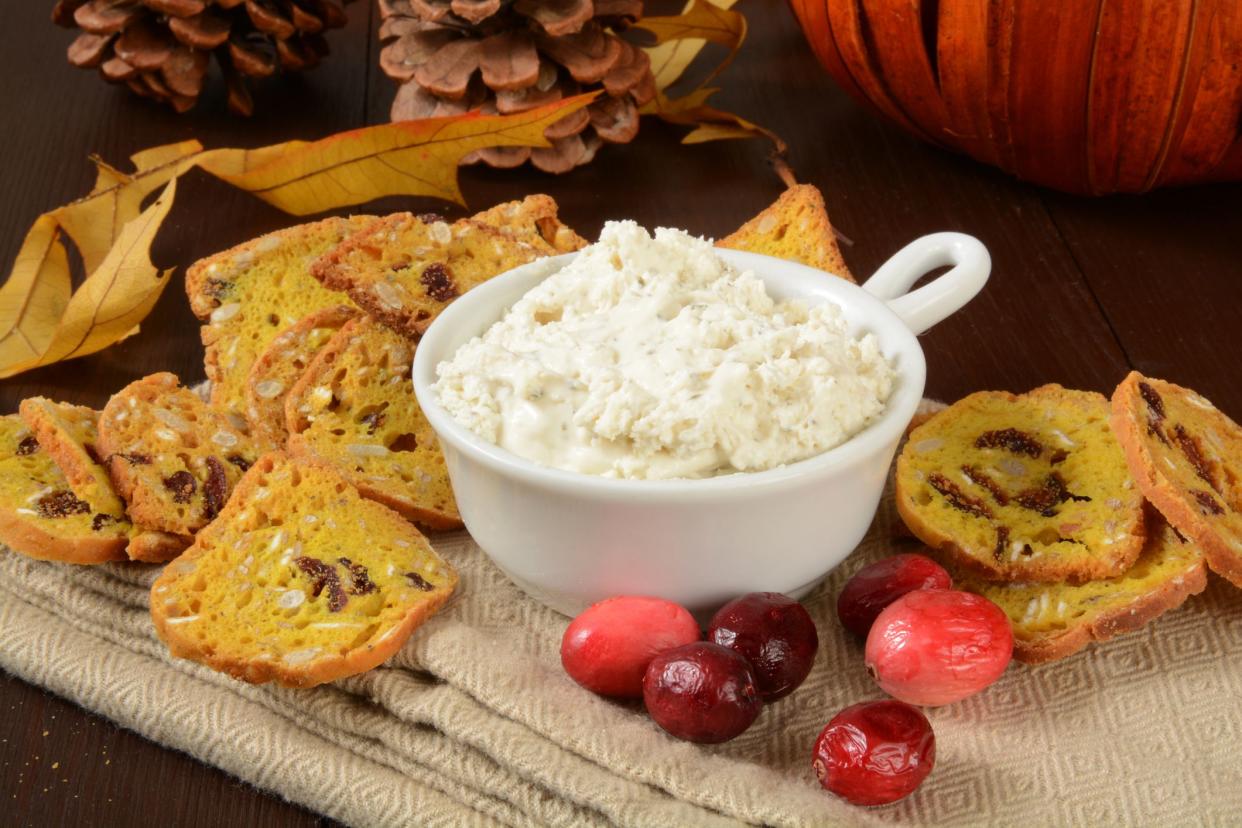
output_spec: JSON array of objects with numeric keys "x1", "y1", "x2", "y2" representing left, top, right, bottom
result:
[{"x1": 3, "y1": 428, "x2": 1242, "y2": 826}]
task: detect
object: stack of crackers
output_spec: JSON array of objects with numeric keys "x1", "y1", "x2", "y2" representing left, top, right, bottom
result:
[
  {"x1": 896, "y1": 376, "x2": 1242, "y2": 663},
  {"x1": 0, "y1": 185, "x2": 854, "y2": 687}
]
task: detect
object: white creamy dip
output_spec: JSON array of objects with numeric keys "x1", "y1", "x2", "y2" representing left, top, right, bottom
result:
[{"x1": 433, "y1": 221, "x2": 895, "y2": 479}]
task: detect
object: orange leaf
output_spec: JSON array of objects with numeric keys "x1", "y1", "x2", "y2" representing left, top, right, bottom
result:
[
  {"x1": 197, "y1": 93, "x2": 600, "y2": 214},
  {"x1": 53, "y1": 140, "x2": 202, "y2": 274},
  {"x1": 0, "y1": 180, "x2": 178, "y2": 378},
  {"x1": 0, "y1": 215, "x2": 72, "y2": 370},
  {"x1": 640, "y1": 0, "x2": 745, "y2": 91}
]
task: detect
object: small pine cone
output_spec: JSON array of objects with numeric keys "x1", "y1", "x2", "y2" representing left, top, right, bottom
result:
[
  {"x1": 379, "y1": 0, "x2": 653, "y2": 173},
  {"x1": 53, "y1": 0, "x2": 355, "y2": 116}
]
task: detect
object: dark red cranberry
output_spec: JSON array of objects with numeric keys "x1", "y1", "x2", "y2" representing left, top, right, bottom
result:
[
  {"x1": 812, "y1": 700, "x2": 935, "y2": 806},
  {"x1": 837, "y1": 554, "x2": 952, "y2": 638},
  {"x1": 707, "y1": 592, "x2": 818, "y2": 701},
  {"x1": 643, "y1": 642, "x2": 762, "y2": 744}
]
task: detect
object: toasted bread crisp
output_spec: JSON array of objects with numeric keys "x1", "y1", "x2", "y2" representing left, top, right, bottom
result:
[
  {"x1": 244, "y1": 305, "x2": 359, "y2": 450},
  {"x1": 311, "y1": 214, "x2": 549, "y2": 338},
  {"x1": 19, "y1": 398, "x2": 125, "y2": 516},
  {"x1": 0, "y1": 415, "x2": 128, "y2": 564},
  {"x1": 896, "y1": 385, "x2": 1146, "y2": 583},
  {"x1": 150, "y1": 452, "x2": 458, "y2": 688},
  {"x1": 286, "y1": 317, "x2": 460, "y2": 530},
  {"x1": 185, "y1": 216, "x2": 372, "y2": 427},
  {"x1": 469, "y1": 194, "x2": 588, "y2": 253},
  {"x1": 717, "y1": 184, "x2": 855, "y2": 283},
  {"x1": 99, "y1": 373, "x2": 260, "y2": 537},
  {"x1": 953, "y1": 514, "x2": 1206, "y2": 663},
  {"x1": 18, "y1": 397, "x2": 186, "y2": 562},
  {"x1": 1111, "y1": 372, "x2": 1242, "y2": 587}
]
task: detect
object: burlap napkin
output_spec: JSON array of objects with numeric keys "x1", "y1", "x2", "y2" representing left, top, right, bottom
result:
[{"x1": 2, "y1": 444, "x2": 1241, "y2": 826}]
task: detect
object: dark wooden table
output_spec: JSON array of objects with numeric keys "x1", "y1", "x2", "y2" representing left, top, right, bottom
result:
[{"x1": 1, "y1": 2, "x2": 1239, "y2": 825}]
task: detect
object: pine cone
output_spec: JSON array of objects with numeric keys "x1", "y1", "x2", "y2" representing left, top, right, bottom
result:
[
  {"x1": 379, "y1": 0, "x2": 654, "y2": 173},
  {"x1": 53, "y1": 0, "x2": 355, "y2": 116}
]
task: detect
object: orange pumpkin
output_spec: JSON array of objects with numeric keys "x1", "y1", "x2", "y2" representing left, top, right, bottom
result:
[{"x1": 788, "y1": 0, "x2": 1242, "y2": 194}]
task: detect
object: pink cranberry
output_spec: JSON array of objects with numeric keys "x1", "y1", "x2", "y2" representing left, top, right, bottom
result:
[
  {"x1": 561, "y1": 596, "x2": 700, "y2": 699},
  {"x1": 643, "y1": 642, "x2": 762, "y2": 743},
  {"x1": 837, "y1": 554, "x2": 952, "y2": 639},
  {"x1": 812, "y1": 700, "x2": 935, "y2": 805},
  {"x1": 865, "y1": 589, "x2": 1013, "y2": 706},
  {"x1": 708, "y1": 592, "x2": 819, "y2": 701}
]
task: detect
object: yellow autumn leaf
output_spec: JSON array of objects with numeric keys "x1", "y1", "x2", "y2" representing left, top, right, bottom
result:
[
  {"x1": 0, "y1": 180, "x2": 177, "y2": 378},
  {"x1": 54, "y1": 140, "x2": 203, "y2": 274},
  {"x1": 198, "y1": 93, "x2": 600, "y2": 214},
  {"x1": 641, "y1": 0, "x2": 744, "y2": 91},
  {"x1": 0, "y1": 215, "x2": 72, "y2": 370}
]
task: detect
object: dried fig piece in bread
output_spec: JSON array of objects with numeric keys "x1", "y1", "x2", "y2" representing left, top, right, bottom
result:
[
  {"x1": 1111, "y1": 372, "x2": 1242, "y2": 587},
  {"x1": 896, "y1": 385, "x2": 1146, "y2": 583},
  {"x1": 150, "y1": 451, "x2": 458, "y2": 687}
]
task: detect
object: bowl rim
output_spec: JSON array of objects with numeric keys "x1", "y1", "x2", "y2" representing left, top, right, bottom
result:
[{"x1": 412, "y1": 249, "x2": 927, "y2": 500}]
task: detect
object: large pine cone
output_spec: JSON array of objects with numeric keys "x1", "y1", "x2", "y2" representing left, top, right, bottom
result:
[
  {"x1": 379, "y1": 0, "x2": 654, "y2": 173},
  {"x1": 54, "y1": 0, "x2": 355, "y2": 115}
]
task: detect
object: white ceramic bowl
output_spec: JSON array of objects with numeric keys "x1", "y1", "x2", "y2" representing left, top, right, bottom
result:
[{"x1": 413, "y1": 233, "x2": 990, "y2": 616}]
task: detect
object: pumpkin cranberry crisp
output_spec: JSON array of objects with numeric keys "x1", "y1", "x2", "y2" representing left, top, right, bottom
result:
[
  {"x1": 98, "y1": 373, "x2": 260, "y2": 537},
  {"x1": 0, "y1": 414, "x2": 128, "y2": 564},
  {"x1": 1111, "y1": 372, "x2": 1242, "y2": 587},
  {"x1": 952, "y1": 513, "x2": 1206, "y2": 664},
  {"x1": 285, "y1": 317, "x2": 460, "y2": 530},
  {"x1": 150, "y1": 452, "x2": 457, "y2": 688},
  {"x1": 896, "y1": 385, "x2": 1145, "y2": 583}
]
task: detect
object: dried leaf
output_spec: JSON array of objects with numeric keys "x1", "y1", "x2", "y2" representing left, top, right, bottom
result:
[
  {"x1": 640, "y1": 0, "x2": 743, "y2": 91},
  {"x1": 0, "y1": 94, "x2": 603, "y2": 378},
  {"x1": 0, "y1": 216, "x2": 72, "y2": 370},
  {"x1": 0, "y1": 180, "x2": 177, "y2": 378},
  {"x1": 196, "y1": 92, "x2": 599, "y2": 212},
  {"x1": 54, "y1": 140, "x2": 202, "y2": 273}
]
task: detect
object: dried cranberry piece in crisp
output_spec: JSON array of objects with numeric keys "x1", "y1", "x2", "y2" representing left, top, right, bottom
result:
[
  {"x1": 974, "y1": 428, "x2": 1044, "y2": 458},
  {"x1": 163, "y1": 471, "x2": 197, "y2": 504},
  {"x1": 360, "y1": 411, "x2": 386, "y2": 435},
  {"x1": 421, "y1": 262, "x2": 458, "y2": 302},
  {"x1": 38, "y1": 490, "x2": 91, "y2": 518},
  {"x1": 203, "y1": 456, "x2": 228, "y2": 520},
  {"x1": 92, "y1": 513, "x2": 119, "y2": 531},
  {"x1": 226, "y1": 454, "x2": 252, "y2": 472},
  {"x1": 339, "y1": 557, "x2": 377, "y2": 594},
  {"x1": 295, "y1": 556, "x2": 348, "y2": 612},
  {"x1": 15, "y1": 436, "x2": 39, "y2": 456},
  {"x1": 405, "y1": 572, "x2": 433, "y2": 591}
]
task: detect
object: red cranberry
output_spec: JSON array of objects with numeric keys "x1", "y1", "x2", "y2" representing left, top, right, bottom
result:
[
  {"x1": 643, "y1": 642, "x2": 762, "y2": 743},
  {"x1": 561, "y1": 596, "x2": 700, "y2": 699},
  {"x1": 812, "y1": 700, "x2": 935, "y2": 805},
  {"x1": 837, "y1": 554, "x2": 952, "y2": 639},
  {"x1": 707, "y1": 592, "x2": 818, "y2": 701},
  {"x1": 865, "y1": 589, "x2": 1013, "y2": 706}
]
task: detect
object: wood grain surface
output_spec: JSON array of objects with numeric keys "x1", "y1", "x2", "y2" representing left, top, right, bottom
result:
[{"x1": 1, "y1": 2, "x2": 1239, "y2": 825}]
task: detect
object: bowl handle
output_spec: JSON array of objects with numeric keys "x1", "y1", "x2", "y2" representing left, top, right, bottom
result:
[{"x1": 860, "y1": 233, "x2": 991, "y2": 335}]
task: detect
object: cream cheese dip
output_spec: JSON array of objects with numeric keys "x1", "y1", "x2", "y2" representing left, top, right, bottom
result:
[{"x1": 432, "y1": 221, "x2": 896, "y2": 480}]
